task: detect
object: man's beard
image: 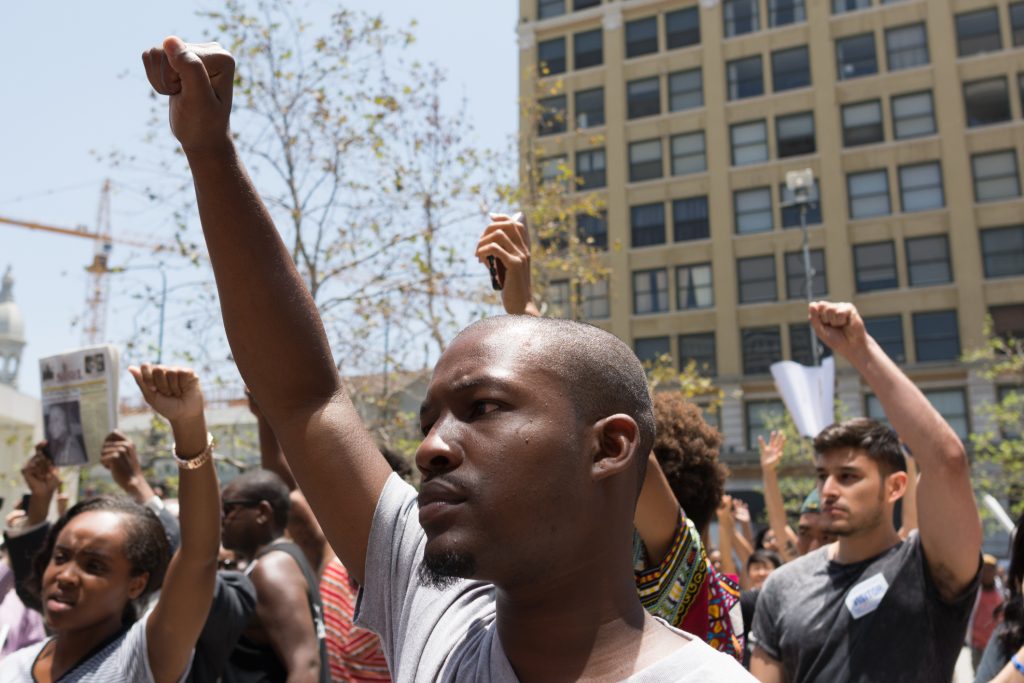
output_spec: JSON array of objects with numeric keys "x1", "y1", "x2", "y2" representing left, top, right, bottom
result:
[{"x1": 418, "y1": 548, "x2": 477, "y2": 590}]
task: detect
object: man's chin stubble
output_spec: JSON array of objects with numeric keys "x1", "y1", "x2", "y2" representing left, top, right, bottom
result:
[{"x1": 418, "y1": 549, "x2": 477, "y2": 590}]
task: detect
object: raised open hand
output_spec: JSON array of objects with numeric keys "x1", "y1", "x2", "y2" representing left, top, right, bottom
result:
[
  {"x1": 142, "y1": 36, "x2": 235, "y2": 155},
  {"x1": 475, "y1": 213, "x2": 539, "y2": 316},
  {"x1": 129, "y1": 364, "x2": 205, "y2": 425},
  {"x1": 732, "y1": 498, "x2": 751, "y2": 525},
  {"x1": 809, "y1": 301, "x2": 869, "y2": 361},
  {"x1": 758, "y1": 430, "x2": 786, "y2": 471}
]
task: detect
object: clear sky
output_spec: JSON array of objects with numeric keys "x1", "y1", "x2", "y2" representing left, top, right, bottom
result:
[{"x1": 0, "y1": 1, "x2": 519, "y2": 396}]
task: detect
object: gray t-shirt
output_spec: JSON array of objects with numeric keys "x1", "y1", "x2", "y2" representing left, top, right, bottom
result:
[
  {"x1": 749, "y1": 532, "x2": 978, "y2": 683},
  {"x1": 355, "y1": 474, "x2": 754, "y2": 682}
]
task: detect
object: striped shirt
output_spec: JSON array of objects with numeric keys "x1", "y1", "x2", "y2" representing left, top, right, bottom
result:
[{"x1": 320, "y1": 559, "x2": 390, "y2": 682}]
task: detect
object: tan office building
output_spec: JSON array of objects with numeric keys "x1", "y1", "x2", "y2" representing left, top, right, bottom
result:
[{"x1": 518, "y1": 0, "x2": 1024, "y2": 471}]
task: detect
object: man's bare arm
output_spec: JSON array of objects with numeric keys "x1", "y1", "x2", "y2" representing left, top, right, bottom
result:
[
  {"x1": 252, "y1": 555, "x2": 322, "y2": 683},
  {"x1": 759, "y1": 432, "x2": 798, "y2": 562},
  {"x1": 143, "y1": 36, "x2": 390, "y2": 583},
  {"x1": 634, "y1": 453, "x2": 683, "y2": 565},
  {"x1": 809, "y1": 301, "x2": 981, "y2": 600}
]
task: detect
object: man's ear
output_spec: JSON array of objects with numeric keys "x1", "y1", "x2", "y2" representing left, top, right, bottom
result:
[
  {"x1": 257, "y1": 500, "x2": 273, "y2": 526},
  {"x1": 886, "y1": 470, "x2": 909, "y2": 504},
  {"x1": 127, "y1": 572, "x2": 149, "y2": 601},
  {"x1": 590, "y1": 414, "x2": 641, "y2": 482}
]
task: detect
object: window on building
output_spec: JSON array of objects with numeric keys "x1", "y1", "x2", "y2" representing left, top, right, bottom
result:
[
  {"x1": 892, "y1": 91, "x2": 936, "y2": 139},
  {"x1": 746, "y1": 399, "x2": 785, "y2": 448},
  {"x1": 538, "y1": 0, "x2": 565, "y2": 20},
  {"x1": 540, "y1": 155, "x2": 567, "y2": 187},
  {"x1": 731, "y1": 120, "x2": 769, "y2": 166},
  {"x1": 864, "y1": 315, "x2": 906, "y2": 363},
  {"x1": 633, "y1": 268, "x2": 669, "y2": 314},
  {"x1": 832, "y1": 0, "x2": 870, "y2": 15},
  {"x1": 785, "y1": 249, "x2": 827, "y2": 299},
  {"x1": 626, "y1": 17, "x2": 659, "y2": 57},
  {"x1": 680, "y1": 332, "x2": 717, "y2": 377},
  {"x1": 790, "y1": 324, "x2": 831, "y2": 366},
  {"x1": 738, "y1": 255, "x2": 778, "y2": 304},
  {"x1": 854, "y1": 241, "x2": 898, "y2": 292},
  {"x1": 924, "y1": 389, "x2": 969, "y2": 440},
  {"x1": 577, "y1": 212, "x2": 608, "y2": 250},
  {"x1": 574, "y1": 0, "x2": 600, "y2": 9},
  {"x1": 575, "y1": 87, "x2": 604, "y2": 128},
  {"x1": 635, "y1": 336, "x2": 671, "y2": 366},
  {"x1": 771, "y1": 46, "x2": 811, "y2": 91},
  {"x1": 734, "y1": 187, "x2": 773, "y2": 234},
  {"x1": 629, "y1": 139, "x2": 663, "y2": 182},
  {"x1": 972, "y1": 151, "x2": 1021, "y2": 202},
  {"x1": 980, "y1": 226, "x2": 1024, "y2": 278},
  {"x1": 727, "y1": 56, "x2": 763, "y2": 100},
  {"x1": 885, "y1": 23, "x2": 929, "y2": 71},
  {"x1": 677, "y1": 263, "x2": 714, "y2": 310},
  {"x1": 848, "y1": 169, "x2": 891, "y2": 219},
  {"x1": 671, "y1": 132, "x2": 707, "y2": 176},
  {"x1": 537, "y1": 95, "x2": 567, "y2": 136},
  {"x1": 913, "y1": 310, "x2": 960, "y2": 362},
  {"x1": 906, "y1": 235, "x2": 952, "y2": 286},
  {"x1": 546, "y1": 279, "x2": 570, "y2": 318},
  {"x1": 768, "y1": 0, "x2": 805, "y2": 27},
  {"x1": 573, "y1": 28, "x2": 603, "y2": 69},
  {"x1": 842, "y1": 100, "x2": 884, "y2": 147},
  {"x1": 631, "y1": 202, "x2": 666, "y2": 246},
  {"x1": 1013, "y1": 2, "x2": 1024, "y2": 46},
  {"x1": 781, "y1": 181, "x2": 822, "y2": 228},
  {"x1": 742, "y1": 328, "x2": 783, "y2": 376},
  {"x1": 836, "y1": 34, "x2": 878, "y2": 80},
  {"x1": 992, "y1": 304, "x2": 1024, "y2": 340},
  {"x1": 666, "y1": 7, "x2": 700, "y2": 49},
  {"x1": 899, "y1": 162, "x2": 944, "y2": 213},
  {"x1": 673, "y1": 196, "x2": 710, "y2": 241},
  {"x1": 964, "y1": 77, "x2": 1011, "y2": 127},
  {"x1": 669, "y1": 68, "x2": 703, "y2": 111},
  {"x1": 538, "y1": 37, "x2": 567, "y2": 75},
  {"x1": 724, "y1": 0, "x2": 760, "y2": 37},
  {"x1": 956, "y1": 8, "x2": 1002, "y2": 57},
  {"x1": 576, "y1": 148, "x2": 606, "y2": 190},
  {"x1": 776, "y1": 111, "x2": 815, "y2": 158},
  {"x1": 865, "y1": 394, "x2": 889, "y2": 425},
  {"x1": 627, "y1": 77, "x2": 661, "y2": 119},
  {"x1": 581, "y1": 278, "x2": 610, "y2": 319}
]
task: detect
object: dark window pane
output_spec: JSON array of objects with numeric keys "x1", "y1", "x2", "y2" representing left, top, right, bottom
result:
[
  {"x1": 746, "y1": 399, "x2": 785, "y2": 449},
  {"x1": 898, "y1": 162, "x2": 944, "y2": 213},
  {"x1": 575, "y1": 87, "x2": 604, "y2": 128},
  {"x1": 633, "y1": 268, "x2": 669, "y2": 313},
  {"x1": 669, "y1": 68, "x2": 703, "y2": 111},
  {"x1": 886, "y1": 24, "x2": 929, "y2": 71},
  {"x1": 836, "y1": 34, "x2": 877, "y2": 80},
  {"x1": 574, "y1": 0, "x2": 600, "y2": 9},
  {"x1": 577, "y1": 212, "x2": 608, "y2": 250},
  {"x1": 546, "y1": 280, "x2": 570, "y2": 318},
  {"x1": 627, "y1": 77, "x2": 661, "y2": 118},
  {"x1": 742, "y1": 328, "x2": 782, "y2": 375},
  {"x1": 964, "y1": 77, "x2": 1011, "y2": 127},
  {"x1": 538, "y1": 0, "x2": 565, "y2": 20},
  {"x1": 537, "y1": 95, "x2": 567, "y2": 136},
  {"x1": 666, "y1": 7, "x2": 700, "y2": 49},
  {"x1": 906, "y1": 235, "x2": 952, "y2": 286},
  {"x1": 677, "y1": 263, "x2": 714, "y2": 310},
  {"x1": 538, "y1": 38, "x2": 566, "y2": 75},
  {"x1": 727, "y1": 56, "x2": 763, "y2": 100},
  {"x1": 769, "y1": 0, "x2": 805, "y2": 27},
  {"x1": 848, "y1": 169, "x2": 891, "y2": 218},
  {"x1": 785, "y1": 249, "x2": 827, "y2": 299},
  {"x1": 635, "y1": 336, "x2": 671, "y2": 365},
  {"x1": 776, "y1": 111, "x2": 815, "y2": 157},
  {"x1": 574, "y1": 28, "x2": 603, "y2": 69},
  {"x1": 629, "y1": 139, "x2": 663, "y2": 182},
  {"x1": 671, "y1": 132, "x2": 706, "y2": 176},
  {"x1": 991, "y1": 304, "x2": 1024, "y2": 340},
  {"x1": 731, "y1": 120, "x2": 769, "y2": 166},
  {"x1": 631, "y1": 203, "x2": 666, "y2": 247},
  {"x1": 626, "y1": 17, "x2": 659, "y2": 58},
  {"x1": 892, "y1": 91, "x2": 936, "y2": 139},
  {"x1": 575, "y1": 148, "x2": 606, "y2": 189},
  {"x1": 581, "y1": 278, "x2": 610, "y2": 319},
  {"x1": 913, "y1": 310, "x2": 960, "y2": 362},
  {"x1": 790, "y1": 324, "x2": 831, "y2": 365},
  {"x1": 842, "y1": 100, "x2": 883, "y2": 146},
  {"x1": 674, "y1": 196, "x2": 710, "y2": 241},
  {"x1": 864, "y1": 315, "x2": 905, "y2": 363},
  {"x1": 833, "y1": 0, "x2": 870, "y2": 14},
  {"x1": 734, "y1": 187, "x2": 773, "y2": 234},
  {"x1": 980, "y1": 226, "x2": 1024, "y2": 278},
  {"x1": 780, "y1": 182, "x2": 822, "y2": 228},
  {"x1": 724, "y1": 0, "x2": 759, "y2": 37},
  {"x1": 972, "y1": 151, "x2": 1021, "y2": 202},
  {"x1": 738, "y1": 255, "x2": 777, "y2": 304},
  {"x1": 924, "y1": 389, "x2": 969, "y2": 440},
  {"x1": 854, "y1": 241, "x2": 898, "y2": 292},
  {"x1": 1013, "y1": 2, "x2": 1024, "y2": 46},
  {"x1": 680, "y1": 333, "x2": 717, "y2": 377},
  {"x1": 956, "y1": 8, "x2": 1002, "y2": 57},
  {"x1": 771, "y1": 46, "x2": 810, "y2": 91}
]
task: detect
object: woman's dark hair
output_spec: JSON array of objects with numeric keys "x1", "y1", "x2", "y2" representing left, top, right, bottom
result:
[
  {"x1": 1000, "y1": 511, "x2": 1024, "y2": 655},
  {"x1": 29, "y1": 496, "x2": 170, "y2": 625},
  {"x1": 747, "y1": 549, "x2": 784, "y2": 571}
]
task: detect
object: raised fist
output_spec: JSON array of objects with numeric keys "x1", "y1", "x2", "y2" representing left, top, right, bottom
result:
[
  {"x1": 142, "y1": 36, "x2": 235, "y2": 155},
  {"x1": 100, "y1": 431, "x2": 145, "y2": 492},
  {"x1": 129, "y1": 364, "x2": 205, "y2": 425},
  {"x1": 808, "y1": 301, "x2": 869, "y2": 361}
]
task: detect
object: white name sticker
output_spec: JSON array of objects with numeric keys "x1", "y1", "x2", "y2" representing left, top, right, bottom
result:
[{"x1": 844, "y1": 573, "x2": 890, "y2": 620}]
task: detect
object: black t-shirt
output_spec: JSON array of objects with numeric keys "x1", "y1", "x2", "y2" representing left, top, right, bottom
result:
[{"x1": 749, "y1": 532, "x2": 979, "y2": 683}]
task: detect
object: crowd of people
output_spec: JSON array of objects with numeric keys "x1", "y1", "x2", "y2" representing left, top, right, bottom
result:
[{"x1": 0, "y1": 35, "x2": 1019, "y2": 682}]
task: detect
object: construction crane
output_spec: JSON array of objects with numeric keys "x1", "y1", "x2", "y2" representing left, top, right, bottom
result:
[{"x1": 0, "y1": 181, "x2": 167, "y2": 344}]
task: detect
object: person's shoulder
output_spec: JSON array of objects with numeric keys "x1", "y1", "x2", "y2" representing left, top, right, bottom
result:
[
  {"x1": 654, "y1": 637, "x2": 755, "y2": 682},
  {"x1": 760, "y1": 546, "x2": 830, "y2": 594},
  {"x1": 0, "y1": 639, "x2": 47, "y2": 679}
]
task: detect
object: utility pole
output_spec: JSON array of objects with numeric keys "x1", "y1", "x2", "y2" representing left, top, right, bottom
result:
[{"x1": 785, "y1": 169, "x2": 820, "y2": 366}]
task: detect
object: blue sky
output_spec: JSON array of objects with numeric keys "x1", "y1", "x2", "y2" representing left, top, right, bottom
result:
[{"x1": 0, "y1": 1, "x2": 519, "y2": 396}]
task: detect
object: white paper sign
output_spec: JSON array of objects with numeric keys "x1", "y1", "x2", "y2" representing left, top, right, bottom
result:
[
  {"x1": 770, "y1": 356, "x2": 835, "y2": 438},
  {"x1": 844, "y1": 572, "x2": 890, "y2": 620}
]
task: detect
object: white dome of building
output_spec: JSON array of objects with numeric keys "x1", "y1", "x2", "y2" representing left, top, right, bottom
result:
[{"x1": 0, "y1": 267, "x2": 26, "y2": 387}]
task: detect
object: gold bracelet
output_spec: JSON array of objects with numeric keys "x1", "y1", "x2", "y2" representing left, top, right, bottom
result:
[{"x1": 173, "y1": 432, "x2": 215, "y2": 471}]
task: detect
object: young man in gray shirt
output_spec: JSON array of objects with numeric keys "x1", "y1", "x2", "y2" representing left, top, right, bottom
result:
[
  {"x1": 749, "y1": 302, "x2": 982, "y2": 683},
  {"x1": 142, "y1": 36, "x2": 752, "y2": 682}
]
